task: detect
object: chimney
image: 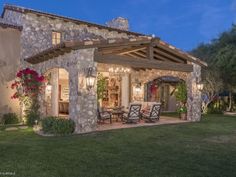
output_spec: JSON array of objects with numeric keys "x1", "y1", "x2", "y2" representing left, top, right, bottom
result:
[{"x1": 106, "y1": 17, "x2": 129, "y2": 31}]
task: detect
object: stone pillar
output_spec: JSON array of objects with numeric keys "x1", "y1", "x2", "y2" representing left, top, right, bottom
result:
[
  {"x1": 187, "y1": 63, "x2": 201, "y2": 121},
  {"x1": 51, "y1": 69, "x2": 59, "y2": 116},
  {"x1": 121, "y1": 74, "x2": 130, "y2": 108},
  {"x1": 68, "y1": 49, "x2": 97, "y2": 133},
  {"x1": 68, "y1": 68, "x2": 79, "y2": 127}
]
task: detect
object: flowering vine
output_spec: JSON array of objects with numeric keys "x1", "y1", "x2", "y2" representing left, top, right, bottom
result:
[{"x1": 11, "y1": 68, "x2": 46, "y2": 125}]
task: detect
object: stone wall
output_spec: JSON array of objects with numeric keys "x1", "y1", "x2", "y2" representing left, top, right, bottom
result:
[
  {"x1": 131, "y1": 69, "x2": 188, "y2": 84},
  {"x1": 3, "y1": 9, "x2": 135, "y2": 60},
  {"x1": 131, "y1": 67, "x2": 201, "y2": 121},
  {"x1": 34, "y1": 49, "x2": 97, "y2": 133}
]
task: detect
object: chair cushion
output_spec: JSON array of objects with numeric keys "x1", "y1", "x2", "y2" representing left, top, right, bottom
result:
[{"x1": 100, "y1": 112, "x2": 111, "y2": 119}]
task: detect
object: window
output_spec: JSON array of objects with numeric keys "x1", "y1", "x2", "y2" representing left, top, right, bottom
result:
[{"x1": 52, "y1": 31, "x2": 61, "y2": 45}]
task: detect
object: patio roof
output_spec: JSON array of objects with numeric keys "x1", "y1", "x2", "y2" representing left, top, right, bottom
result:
[{"x1": 25, "y1": 37, "x2": 207, "y2": 72}]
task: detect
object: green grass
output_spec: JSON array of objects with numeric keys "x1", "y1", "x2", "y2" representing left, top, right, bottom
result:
[{"x1": 1, "y1": 114, "x2": 236, "y2": 177}]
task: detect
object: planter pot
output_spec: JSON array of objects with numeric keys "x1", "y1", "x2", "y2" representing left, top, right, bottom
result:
[{"x1": 180, "y1": 113, "x2": 187, "y2": 120}]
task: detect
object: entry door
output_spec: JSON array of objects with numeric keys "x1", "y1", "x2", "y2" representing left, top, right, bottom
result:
[{"x1": 160, "y1": 84, "x2": 170, "y2": 111}]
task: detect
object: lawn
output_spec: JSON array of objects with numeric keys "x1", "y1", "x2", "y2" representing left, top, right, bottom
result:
[{"x1": 1, "y1": 114, "x2": 236, "y2": 177}]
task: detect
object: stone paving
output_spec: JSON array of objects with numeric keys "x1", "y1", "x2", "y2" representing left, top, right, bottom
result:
[
  {"x1": 4, "y1": 126, "x2": 28, "y2": 131},
  {"x1": 96, "y1": 116, "x2": 189, "y2": 132}
]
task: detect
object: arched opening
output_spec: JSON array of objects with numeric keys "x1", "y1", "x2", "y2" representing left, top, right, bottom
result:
[
  {"x1": 44, "y1": 68, "x2": 69, "y2": 117},
  {"x1": 144, "y1": 76, "x2": 184, "y2": 112}
]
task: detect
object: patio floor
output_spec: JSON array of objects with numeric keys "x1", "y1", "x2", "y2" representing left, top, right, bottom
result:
[{"x1": 96, "y1": 116, "x2": 189, "y2": 132}]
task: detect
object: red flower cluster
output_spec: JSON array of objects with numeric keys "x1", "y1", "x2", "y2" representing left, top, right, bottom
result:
[
  {"x1": 11, "y1": 92, "x2": 19, "y2": 99},
  {"x1": 11, "y1": 68, "x2": 46, "y2": 99},
  {"x1": 17, "y1": 68, "x2": 38, "y2": 77}
]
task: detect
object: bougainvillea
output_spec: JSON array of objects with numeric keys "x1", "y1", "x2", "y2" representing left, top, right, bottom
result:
[{"x1": 11, "y1": 68, "x2": 46, "y2": 126}]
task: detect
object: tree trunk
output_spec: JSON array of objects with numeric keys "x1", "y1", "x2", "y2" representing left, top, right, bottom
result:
[
  {"x1": 227, "y1": 91, "x2": 232, "y2": 112},
  {"x1": 202, "y1": 102, "x2": 210, "y2": 114}
]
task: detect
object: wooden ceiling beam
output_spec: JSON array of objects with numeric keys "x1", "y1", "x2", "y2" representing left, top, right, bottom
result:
[
  {"x1": 95, "y1": 53, "x2": 193, "y2": 72},
  {"x1": 66, "y1": 39, "x2": 151, "y2": 50},
  {"x1": 156, "y1": 44, "x2": 195, "y2": 64},
  {"x1": 117, "y1": 46, "x2": 147, "y2": 55},
  {"x1": 154, "y1": 47, "x2": 185, "y2": 63},
  {"x1": 124, "y1": 53, "x2": 144, "y2": 59},
  {"x1": 131, "y1": 51, "x2": 146, "y2": 58}
]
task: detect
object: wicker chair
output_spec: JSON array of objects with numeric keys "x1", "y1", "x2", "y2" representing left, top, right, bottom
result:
[
  {"x1": 143, "y1": 103, "x2": 161, "y2": 122},
  {"x1": 97, "y1": 107, "x2": 112, "y2": 124},
  {"x1": 123, "y1": 104, "x2": 142, "y2": 123}
]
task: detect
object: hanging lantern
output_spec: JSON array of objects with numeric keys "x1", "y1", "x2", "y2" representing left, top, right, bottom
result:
[
  {"x1": 197, "y1": 81, "x2": 204, "y2": 91},
  {"x1": 86, "y1": 67, "x2": 96, "y2": 90}
]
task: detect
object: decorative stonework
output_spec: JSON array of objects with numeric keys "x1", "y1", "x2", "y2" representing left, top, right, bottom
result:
[
  {"x1": 131, "y1": 69, "x2": 188, "y2": 84},
  {"x1": 34, "y1": 49, "x2": 97, "y2": 133},
  {"x1": 131, "y1": 67, "x2": 201, "y2": 122},
  {"x1": 3, "y1": 9, "x2": 135, "y2": 61}
]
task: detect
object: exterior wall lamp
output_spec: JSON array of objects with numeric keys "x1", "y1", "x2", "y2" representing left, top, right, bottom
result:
[
  {"x1": 86, "y1": 67, "x2": 96, "y2": 90},
  {"x1": 197, "y1": 81, "x2": 204, "y2": 91},
  {"x1": 135, "y1": 82, "x2": 142, "y2": 93}
]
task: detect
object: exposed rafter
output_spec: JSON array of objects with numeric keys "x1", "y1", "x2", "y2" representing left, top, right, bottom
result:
[{"x1": 95, "y1": 53, "x2": 193, "y2": 72}]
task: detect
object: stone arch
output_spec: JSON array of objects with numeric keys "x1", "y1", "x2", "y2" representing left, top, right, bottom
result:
[
  {"x1": 131, "y1": 69, "x2": 188, "y2": 84},
  {"x1": 38, "y1": 67, "x2": 70, "y2": 118},
  {"x1": 144, "y1": 75, "x2": 185, "y2": 112}
]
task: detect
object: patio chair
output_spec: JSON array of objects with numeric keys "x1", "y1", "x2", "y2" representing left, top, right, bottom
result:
[
  {"x1": 143, "y1": 103, "x2": 161, "y2": 122},
  {"x1": 123, "y1": 104, "x2": 142, "y2": 123},
  {"x1": 97, "y1": 107, "x2": 112, "y2": 124}
]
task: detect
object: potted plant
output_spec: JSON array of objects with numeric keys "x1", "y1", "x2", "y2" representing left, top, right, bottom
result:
[
  {"x1": 175, "y1": 82, "x2": 187, "y2": 120},
  {"x1": 177, "y1": 105, "x2": 187, "y2": 120}
]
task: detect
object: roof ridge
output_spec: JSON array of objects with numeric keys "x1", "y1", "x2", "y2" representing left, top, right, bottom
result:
[{"x1": 2, "y1": 4, "x2": 146, "y2": 36}]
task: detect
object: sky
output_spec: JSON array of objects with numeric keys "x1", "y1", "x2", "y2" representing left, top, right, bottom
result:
[{"x1": 0, "y1": 0, "x2": 235, "y2": 51}]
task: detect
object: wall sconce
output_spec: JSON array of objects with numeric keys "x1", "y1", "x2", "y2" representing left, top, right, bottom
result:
[
  {"x1": 86, "y1": 67, "x2": 96, "y2": 90},
  {"x1": 46, "y1": 84, "x2": 52, "y2": 93},
  {"x1": 135, "y1": 82, "x2": 142, "y2": 93},
  {"x1": 197, "y1": 81, "x2": 204, "y2": 91}
]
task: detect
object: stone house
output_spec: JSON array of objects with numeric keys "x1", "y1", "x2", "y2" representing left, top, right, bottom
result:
[{"x1": 0, "y1": 4, "x2": 207, "y2": 133}]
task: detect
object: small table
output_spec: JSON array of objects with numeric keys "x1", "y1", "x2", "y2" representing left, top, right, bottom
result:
[{"x1": 111, "y1": 110, "x2": 124, "y2": 122}]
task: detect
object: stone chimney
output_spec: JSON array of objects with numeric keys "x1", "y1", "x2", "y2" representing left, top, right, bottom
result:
[{"x1": 106, "y1": 17, "x2": 129, "y2": 31}]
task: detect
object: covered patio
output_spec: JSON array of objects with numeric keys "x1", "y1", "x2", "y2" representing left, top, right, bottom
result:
[{"x1": 25, "y1": 36, "x2": 207, "y2": 133}]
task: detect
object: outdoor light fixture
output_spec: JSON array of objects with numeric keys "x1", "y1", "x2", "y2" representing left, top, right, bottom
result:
[
  {"x1": 86, "y1": 67, "x2": 96, "y2": 90},
  {"x1": 135, "y1": 82, "x2": 142, "y2": 93},
  {"x1": 46, "y1": 84, "x2": 52, "y2": 93},
  {"x1": 197, "y1": 81, "x2": 204, "y2": 91},
  {"x1": 108, "y1": 67, "x2": 130, "y2": 74}
]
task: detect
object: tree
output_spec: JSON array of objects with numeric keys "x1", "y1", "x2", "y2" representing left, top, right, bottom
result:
[
  {"x1": 201, "y1": 69, "x2": 223, "y2": 114},
  {"x1": 191, "y1": 24, "x2": 236, "y2": 112}
]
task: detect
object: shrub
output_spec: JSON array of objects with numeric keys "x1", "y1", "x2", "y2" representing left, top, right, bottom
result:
[
  {"x1": 52, "y1": 119, "x2": 75, "y2": 135},
  {"x1": 2, "y1": 113, "x2": 19, "y2": 125},
  {"x1": 41, "y1": 116, "x2": 56, "y2": 133},
  {"x1": 26, "y1": 111, "x2": 40, "y2": 127},
  {"x1": 42, "y1": 117, "x2": 75, "y2": 135}
]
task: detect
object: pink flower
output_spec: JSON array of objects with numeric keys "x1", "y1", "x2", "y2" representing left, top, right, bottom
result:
[
  {"x1": 37, "y1": 76, "x2": 45, "y2": 82},
  {"x1": 16, "y1": 71, "x2": 23, "y2": 78}
]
